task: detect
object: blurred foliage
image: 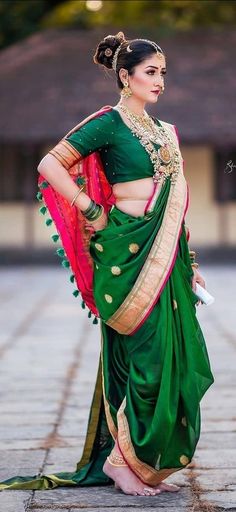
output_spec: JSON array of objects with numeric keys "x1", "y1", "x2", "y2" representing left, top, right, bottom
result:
[
  {"x1": 0, "y1": 0, "x2": 64, "y2": 48},
  {"x1": 0, "y1": 0, "x2": 236, "y2": 50}
]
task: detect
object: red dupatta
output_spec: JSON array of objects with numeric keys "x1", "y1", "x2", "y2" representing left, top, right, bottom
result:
[{"x1": 37, "y1": 106, "x2": 115, "y2": 320}]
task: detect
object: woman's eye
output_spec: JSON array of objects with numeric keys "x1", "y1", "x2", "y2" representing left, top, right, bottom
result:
[{"x1": 146, "y1": 70, "x2": 167, "y2": 76}]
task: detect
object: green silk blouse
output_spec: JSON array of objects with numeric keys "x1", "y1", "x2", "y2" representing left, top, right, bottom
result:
[{"x1": 65, "y1": 108, "x2": 162, "y2": 185}]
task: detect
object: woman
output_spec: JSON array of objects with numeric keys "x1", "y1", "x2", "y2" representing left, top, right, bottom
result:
[{"x1": 0, "y1": 31, "x2": 214, "y2": 496}]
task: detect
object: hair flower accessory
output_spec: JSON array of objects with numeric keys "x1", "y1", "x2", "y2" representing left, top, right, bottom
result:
[{"x1": 105, "y1": 48, "x2": 113, "y2": 57}]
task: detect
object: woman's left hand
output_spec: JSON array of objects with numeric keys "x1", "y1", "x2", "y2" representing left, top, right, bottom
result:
[{"x1": 192, "y1": 267, "x2": 206, "y2": 306}]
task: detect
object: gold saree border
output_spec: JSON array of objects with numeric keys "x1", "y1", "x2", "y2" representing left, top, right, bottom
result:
[
  {"x1": 117, "y1": 398, "x2": 180, "y2": 485},
  {"x1": 100, "y1": 325, "x2": 118, "y2": 440},
  {"x1": 49, "y1": 140, "x2": 83, "y2": 170},
  {"x1": 76, "y1": 358, "x2": 103, "y2": 470},
  {"x1": 146, "y1": 175, "x2": 165, "y2": 213},
  {"x1": 106, "y1": 166, "x2": 187, "y2": 335}
]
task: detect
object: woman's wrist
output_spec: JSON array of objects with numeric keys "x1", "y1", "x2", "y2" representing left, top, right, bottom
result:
[
  {"x1": 74, "y1": 191, "x2": 92, "y2": 212},
  {"x1": 85, "y1": 205, "x2": 105, "y2": 224}
]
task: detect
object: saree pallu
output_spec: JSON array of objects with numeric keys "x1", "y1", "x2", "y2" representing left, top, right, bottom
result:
[{"x1": 0, "y1": 175, "x2": 214, "y2": 491}]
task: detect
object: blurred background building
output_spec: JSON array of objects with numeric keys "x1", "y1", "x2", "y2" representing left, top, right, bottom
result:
[{"x1": 0, "y1": 0, "x2": 235, "y2": 263}]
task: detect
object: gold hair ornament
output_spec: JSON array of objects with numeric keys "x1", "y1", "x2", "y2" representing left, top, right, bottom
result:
[
  {"x1": 104, "y1": 48, "x2": 113, "y2": 57},
  {"x1": 132, "y1": 38, "x2": 164, "y2": 59},
  {"x1": 112, "y1": 44, "x2": 123, "y2": 71},
  {"x1": 112, "y1": 38, "x2": 164, "y2": 72}
]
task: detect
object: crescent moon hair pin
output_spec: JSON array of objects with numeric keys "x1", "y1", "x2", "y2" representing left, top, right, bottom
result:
[{"x1": 126, "y1": 45, "x2": 133, "y2": 52}]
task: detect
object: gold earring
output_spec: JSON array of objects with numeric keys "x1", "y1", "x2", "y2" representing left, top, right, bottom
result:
[
  {"x1": 121, "y1": 81, "x2": 132, "y2": 98},
  {"x1": 160, "y1": 86, "x2": 165, "y2": 95}
]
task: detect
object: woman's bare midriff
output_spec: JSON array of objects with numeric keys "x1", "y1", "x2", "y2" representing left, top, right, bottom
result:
[{"x1": 112, "y1": 177, "x2": 154, "y2": 217}]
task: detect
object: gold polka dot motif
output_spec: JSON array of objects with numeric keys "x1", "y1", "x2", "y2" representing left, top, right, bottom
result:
[
  {"x1": 180, "y1": 455, "x2": 189, "y2": 466},
  {"x1": 111, "y1": 266, "x2": 121, "y2": 276},
  {"x1": 181, "y1": 416, "x2": 187, "y2": 427},
  {"x1": 129, "y1": 243, "x2": 140, "y2": 254},
  {"x1": 105, "y1": 294, "x2": 113, "y2": 303},
  {"x1": 95, "y1": 243, "x2": 104, "y2": 252}
]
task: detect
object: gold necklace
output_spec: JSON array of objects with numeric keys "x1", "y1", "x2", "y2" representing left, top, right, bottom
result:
[{"x1": 117, "y1": 103, "x2": 181, "y2": 185}]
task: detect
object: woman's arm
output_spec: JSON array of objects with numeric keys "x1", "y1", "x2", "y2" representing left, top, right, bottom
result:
[
  {"x1": 37, "y1": 154, "x2": 91, "y2": 212},
  {"x1": 37, "y1": 154, "x2": 107, "y2": 231},
  {"x1": 37, "y1": 113, "x2": 115, "y2": 230}
]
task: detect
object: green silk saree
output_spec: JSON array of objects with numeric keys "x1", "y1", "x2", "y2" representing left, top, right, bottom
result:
[{"x1": 0, "y1": 108, "x2": 214, "y2": 491}]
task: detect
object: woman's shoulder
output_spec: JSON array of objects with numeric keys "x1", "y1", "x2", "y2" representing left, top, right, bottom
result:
[
  {"x1": 80, "y1": 106, "x2": 117, "y2": 129},
  {"x1": 86, "y1": 105, "x2": 116, "y2": 122},
  {"x1": 65, "y1": 107, "x2": 116, "y2": 139}
]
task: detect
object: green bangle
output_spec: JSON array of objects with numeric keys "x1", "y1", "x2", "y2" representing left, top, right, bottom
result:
[
  {"x1": 87, "y1": 204, "x2": 103, "y2": 221},
  {"x1": 86, "y1": 205, "x2": 100, "y2": 221},
  {"x1": 83, "y1": 199, "x2": 96, "y2": 217},
  {"x1": 82, "y1": 201, "x2": 103, "y2": 221},
  {"x1": 87, "y1": 205, "x2": 104, "y2": 224}
]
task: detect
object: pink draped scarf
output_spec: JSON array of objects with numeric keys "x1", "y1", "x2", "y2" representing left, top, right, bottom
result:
[{"x1": 38, "y1": 106, "x2": 115, "y2": 317}]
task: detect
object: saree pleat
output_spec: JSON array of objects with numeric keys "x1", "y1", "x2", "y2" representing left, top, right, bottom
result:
[
  {"x1": 0, "y1": 175, "x2": 214, "y2": 490},
  {"x1": 100, "y1": 198, "x2": 213, "y2": 484}
]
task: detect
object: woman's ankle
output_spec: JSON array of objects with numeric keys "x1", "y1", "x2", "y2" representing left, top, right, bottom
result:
[{"x1": 107, "y1": 444, "x2": 127, "y2": 467}]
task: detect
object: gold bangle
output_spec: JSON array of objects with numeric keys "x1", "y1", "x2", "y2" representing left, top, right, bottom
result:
[
  {"x1": 191, "y1": 262, "x2": 199, "y2": 269},
  {"x1": 70, "y1": 186, "x2": 85, "y2": 207}
]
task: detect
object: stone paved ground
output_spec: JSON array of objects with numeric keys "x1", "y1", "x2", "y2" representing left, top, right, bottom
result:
[{"x1": 0, "y1": 264, "x2": 235, "y2": 512}]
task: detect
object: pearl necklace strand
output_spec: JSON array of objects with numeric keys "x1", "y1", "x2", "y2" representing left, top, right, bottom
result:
[{"x1": 116, "y1": 102, "x2": 181, "y2": 185}]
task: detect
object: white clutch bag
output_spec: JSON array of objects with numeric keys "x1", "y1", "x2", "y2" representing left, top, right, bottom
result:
[{"x1": 195, "y1": 283, "x2": 215, "y2": 306}]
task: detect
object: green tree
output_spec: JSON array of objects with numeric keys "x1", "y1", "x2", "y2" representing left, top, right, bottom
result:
[
  {"x1": 0, "y1": 0, "x2": 236, "y2": 51},
  {"x1": 0, "y1": 0, "x2": 64, "y2": 49}
]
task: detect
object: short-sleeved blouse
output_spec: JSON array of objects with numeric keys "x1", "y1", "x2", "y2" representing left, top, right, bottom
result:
[{"x1": 63, "y1": 108, "x2": 163, "y2": 185}]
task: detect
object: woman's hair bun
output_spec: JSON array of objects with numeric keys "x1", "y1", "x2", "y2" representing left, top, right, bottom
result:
[{"x1": 93, "y1": 31, "x2": 126, "y2": 69}]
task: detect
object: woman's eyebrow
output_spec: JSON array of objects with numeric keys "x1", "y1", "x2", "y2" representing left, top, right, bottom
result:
[{"x1": 144, "y1": 65, "x2": 166, "y2": 70}]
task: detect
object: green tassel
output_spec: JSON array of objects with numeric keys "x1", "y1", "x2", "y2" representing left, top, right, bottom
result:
[
  {"x1": 39, "y1": 206, "x2": 47, "y2": 215},
  {"x1": 45, "y1": 218, "x2": 53, "y2": 226},
  {"x1": 36, "y1": 191, "x2": 43, "y2": 201},
  {"x1": 93, "y1": 316, "x2": 98, "y2": 324},
  {"x1": 62, "y1": 259, "x2": 70, "y2": 268},
  {"x1": 56, "y1": 248, "x2": 65, "y2": 258},
  {"x1": 72, "y1": 289, "x2": 79, "y2": 297},
  {"x1": 76, "y1": 176, "x2": 85, "y2": 186},
  {"x1": 88, "y1": 310, "x2": 92, "y2": 318},
  {"x1": 51, "y1": 234, "x2": 59, "y2": 243},
  {"x1": 39, "y1": 180, "x2": 49, "y2": 189},
  {"x1": 81, "y1": 300, "x2": 86, "y2": 309},
  {"x1": 70, "y1": 274, "x2": 75, "y2": 283}
]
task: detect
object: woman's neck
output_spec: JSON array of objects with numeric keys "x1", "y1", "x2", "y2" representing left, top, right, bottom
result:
[{"x1": 117, "y1": 98, "x2": 146, "y2": 116}]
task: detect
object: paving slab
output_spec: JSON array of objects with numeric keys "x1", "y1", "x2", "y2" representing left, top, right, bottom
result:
[
  {"x1": 0, "y1": 490, "x2": 32, "y2": 512},
  {"x1": 195, "y1": 469, "x2": 236, "y2": 491},
  {"x1": 200, "y1": 490, "x2": 236, "y2": 509},
  {"x1": 0, "y1": 265, "x2": 235, "y2": 511},
  {"x1": 30, "y1": 486, "x2": 193, "y2": 509}
]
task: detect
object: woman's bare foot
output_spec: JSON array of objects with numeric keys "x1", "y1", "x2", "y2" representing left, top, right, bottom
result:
[
  {"x1": 114, "y1": 477, "x2": 180, "y2": 493},
  {"x1": 103, "y1": 442, "x2": 179, "y2": 496},
  {"x1": 154, "y1": 481, "x2": 180, "y2": 492},
  {"x1": 103, "y1": 458, "x2": 161, "y2": 496}
]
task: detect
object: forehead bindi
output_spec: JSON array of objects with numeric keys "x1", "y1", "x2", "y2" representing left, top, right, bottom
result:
[{"x1": 142, "y1": 55, "x2": 166, "y2": 69}]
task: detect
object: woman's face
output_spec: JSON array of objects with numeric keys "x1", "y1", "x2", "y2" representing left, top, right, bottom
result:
[{"x1": 122, "y1": 52, "x2": 166, "y2": 104}]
